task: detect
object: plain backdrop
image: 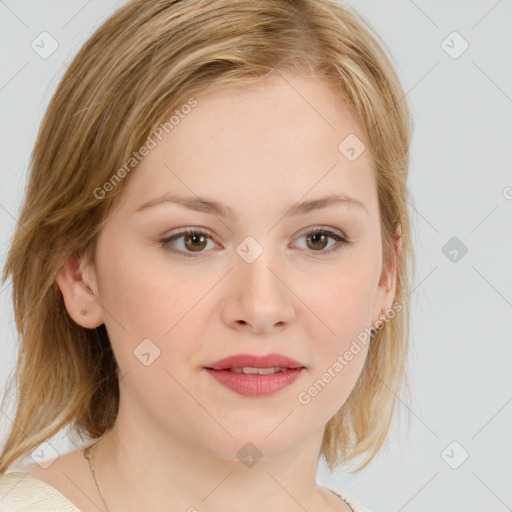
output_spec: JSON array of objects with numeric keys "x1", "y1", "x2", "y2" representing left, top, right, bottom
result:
[{"x1": 0, "y1": 1, "x2": 511, "y2": 511}]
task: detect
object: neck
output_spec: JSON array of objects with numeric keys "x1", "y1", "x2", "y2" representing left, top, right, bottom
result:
[{"x1": 90, "y1": 394, "x2": 333, "y2": 512}]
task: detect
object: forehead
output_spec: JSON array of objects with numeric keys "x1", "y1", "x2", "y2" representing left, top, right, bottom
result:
[{"x1": 119, "y1": 73, "x2": 378, "y2": 218}]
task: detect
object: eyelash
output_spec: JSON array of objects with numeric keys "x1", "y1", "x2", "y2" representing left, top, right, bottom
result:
[{"x1": 158, "y1": 227, "x2": 351, "y2": 258}]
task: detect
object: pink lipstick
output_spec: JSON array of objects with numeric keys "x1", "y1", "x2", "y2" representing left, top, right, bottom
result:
[{"x1": 204, "y1": 353, "x2": 306, "y2": 397}]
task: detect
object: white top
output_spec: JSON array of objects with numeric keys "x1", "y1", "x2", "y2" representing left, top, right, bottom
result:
[{"x1": 0, "y1": 471, "x2": 371, "y2": 512}]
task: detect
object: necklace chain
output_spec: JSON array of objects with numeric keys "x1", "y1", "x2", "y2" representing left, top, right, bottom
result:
[{"x1": 83, "y1": 442, "x2": 110, "y2": 512}]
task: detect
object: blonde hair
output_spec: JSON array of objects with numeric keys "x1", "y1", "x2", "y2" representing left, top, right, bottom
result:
[{"x1": 0, "y1": 0, "x2": 415, "y2": 474}]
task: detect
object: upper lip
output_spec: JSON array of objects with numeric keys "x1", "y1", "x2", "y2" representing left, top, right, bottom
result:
[{"x1": 205, "y1": 353, "x2": 305, "y2": 370}]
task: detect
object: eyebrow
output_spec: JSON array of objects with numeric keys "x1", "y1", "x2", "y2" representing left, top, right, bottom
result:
[{"x1": 135, "y1": 192, "x2": 367, "y2": 218}]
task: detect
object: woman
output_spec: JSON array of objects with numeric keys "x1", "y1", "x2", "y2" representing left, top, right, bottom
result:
[{"x1": 0, "y1": 0, "x2": 415, "y2": 511}]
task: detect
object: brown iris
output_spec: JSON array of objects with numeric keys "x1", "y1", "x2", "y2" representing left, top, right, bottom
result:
[
  {"x1": 306, "y1": 232, "x2": 328, "y2": 251},
  {"x1": 184, "y1": 233, "x2": 208, "y2": 252}
]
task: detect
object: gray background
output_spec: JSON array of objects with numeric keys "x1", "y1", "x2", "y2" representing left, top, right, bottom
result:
[{"x1": 1, "y1": 1, "x2": 511, "y2": 511}]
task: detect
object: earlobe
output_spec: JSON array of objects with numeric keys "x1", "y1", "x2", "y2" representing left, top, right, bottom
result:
[{"x1": 56, "y1": 252, "x2": 104, "y2": 329}]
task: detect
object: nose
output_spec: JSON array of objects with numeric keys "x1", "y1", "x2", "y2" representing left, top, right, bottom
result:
[{"x1": 220, "y1": 245, "x2": 296, "y2": 335}]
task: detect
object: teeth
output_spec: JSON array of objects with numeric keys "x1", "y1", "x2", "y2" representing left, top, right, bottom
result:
[{"x1": 230, "y1": 367, "x2": 289, "y2": 375}]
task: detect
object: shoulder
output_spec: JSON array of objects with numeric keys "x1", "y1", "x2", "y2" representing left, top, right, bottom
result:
[
  {"x1": 0, "y1": 472, "x2": 81, "y2": 512},
  {"x1": 0, "y1": 445, "x2": 95, "y2": 512}
]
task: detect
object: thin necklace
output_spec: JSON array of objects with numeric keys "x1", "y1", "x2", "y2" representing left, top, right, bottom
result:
[{"x1": 83, "y1": 442, "x2": 110, "y2": 512}]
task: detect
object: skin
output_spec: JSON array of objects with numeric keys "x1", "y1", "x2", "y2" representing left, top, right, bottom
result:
[{"x1": 26, "y1": 72, "x2": 400, "y2": 512}]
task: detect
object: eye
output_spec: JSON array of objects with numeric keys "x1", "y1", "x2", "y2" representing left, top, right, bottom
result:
[
  {"x1": 159, "y1": 227, "x2": 351, "y2": 258},
  {"x1": 159, "y1": 229, "x2": 218, "y2": 257},
  {"x1": 293, "y1": 227, "x2": 350, "y2": 255}
]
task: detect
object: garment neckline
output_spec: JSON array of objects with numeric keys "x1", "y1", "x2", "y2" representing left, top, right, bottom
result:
[
  {"x1": 2, "y1": 471, "x2": 82, "y2": 511},
  {"x1": 328, "y1": 487, "x2": 356, "y2": 511},
  {"x1": 4, "y1": 471, "x2": 357, "y2": 512}
]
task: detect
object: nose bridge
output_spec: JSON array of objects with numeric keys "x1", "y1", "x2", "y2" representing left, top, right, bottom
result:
[
  {"x1": 236, "y1": 236, "x2": 285, "y2": 300},
  {"x1": 226, "y1": 234, "x2": 295, "y2": 329}
]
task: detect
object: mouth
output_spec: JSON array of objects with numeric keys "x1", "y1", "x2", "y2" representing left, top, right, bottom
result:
[{"x1": 203, "y1": 353, "x2": 306, "y2": 396}]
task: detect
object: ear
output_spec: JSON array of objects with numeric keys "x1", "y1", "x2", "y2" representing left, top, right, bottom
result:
[
  {"x1": 371, "y1": 222, "x2": 402, "y2": 327},
  {"x1": 56, "y1": 251, "x2": 105, "y2": 329}
]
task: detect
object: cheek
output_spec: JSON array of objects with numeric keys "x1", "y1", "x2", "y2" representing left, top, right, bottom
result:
[
  {"x1": 298, "y1": 348, "x2": 369, "y2": 424},
  {"x1": 297, "y1": 275, "x2": 372, "y2": 417},
  {"x1": 94, "y1": 241, "x2": 208, "y2": 379},
  {"x1": 97, "y1": 240, "x2": 201, "y2": 336},
  {"x1": 294, "y1": 252, "x2": 377, "y2": 404},
  {"x1": 301, "y1": 252, "x2": 379, "y2": 340}
]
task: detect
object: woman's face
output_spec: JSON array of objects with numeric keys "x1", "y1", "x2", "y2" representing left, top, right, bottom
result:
[{"x1": 73, "y1": 73, "x2": 397, "y2": 460}]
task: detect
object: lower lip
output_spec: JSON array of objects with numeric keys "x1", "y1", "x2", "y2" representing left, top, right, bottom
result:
[{"x1": 205, "y1": 368, "x2": 305, "y2": 397}]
